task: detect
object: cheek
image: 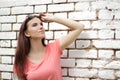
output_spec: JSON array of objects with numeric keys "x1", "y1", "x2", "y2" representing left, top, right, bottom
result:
[{"x1": 27, "y1": 27, "x2": 37, "y2": 34}]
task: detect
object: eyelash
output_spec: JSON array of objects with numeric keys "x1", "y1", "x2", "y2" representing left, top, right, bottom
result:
[{"x1": 32, "y1": 23, "x2": 43, "y2": 27}]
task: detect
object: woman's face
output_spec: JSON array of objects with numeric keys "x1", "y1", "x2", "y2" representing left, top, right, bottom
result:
[{"x1": 25, "y1": 17, "x2": 45, "y2": 39}]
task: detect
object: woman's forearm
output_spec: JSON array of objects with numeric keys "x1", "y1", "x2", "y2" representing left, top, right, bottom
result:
[{"x1": 53, "y1": 16, "x2": 84, "y2": 30}]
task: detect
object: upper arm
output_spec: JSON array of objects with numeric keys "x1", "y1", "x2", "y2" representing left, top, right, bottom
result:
[{"x1": 59, "y1": 29, "x2": 83, "y2": 50}]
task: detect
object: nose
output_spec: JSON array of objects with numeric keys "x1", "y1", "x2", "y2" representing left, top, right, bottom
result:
[
  {"x1": 40, "y1": 26, "x2": 43, "y2": 29},
  {"x1": 39, "y1": 25, "x2": 43, "y2": 30}
]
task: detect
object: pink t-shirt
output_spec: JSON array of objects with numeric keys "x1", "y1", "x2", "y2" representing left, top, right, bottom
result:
[{"x1": 14, "y1": 40, "x2": 63, "y2": 80}]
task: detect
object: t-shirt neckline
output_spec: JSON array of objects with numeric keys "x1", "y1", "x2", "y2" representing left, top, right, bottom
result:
[{"x1": 27, "y1": 45, "x2": 48, "y2": 66}]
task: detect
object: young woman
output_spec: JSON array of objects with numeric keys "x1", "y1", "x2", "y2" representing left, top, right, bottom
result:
[{"x1": 14, "y1": 13, "x2": 84, "y2": 80}]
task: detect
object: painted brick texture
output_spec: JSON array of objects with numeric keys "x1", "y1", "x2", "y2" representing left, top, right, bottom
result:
[{"x1": 0, "y1": 0, "x2": 120, "y2": 80}]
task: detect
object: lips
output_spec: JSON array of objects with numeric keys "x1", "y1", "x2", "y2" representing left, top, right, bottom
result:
[{"x1": 37, "y1": 29, "x2": 45, "y2": 33}]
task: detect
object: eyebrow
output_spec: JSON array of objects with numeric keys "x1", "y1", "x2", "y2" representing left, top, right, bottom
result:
[{"x1": 32, "y1": 22, "x2": 43, "y2": 25}]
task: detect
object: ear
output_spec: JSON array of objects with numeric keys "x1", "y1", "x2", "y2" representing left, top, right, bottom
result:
[{"x1": 24, "y1": 31, "x2": 30, "y2": 37}]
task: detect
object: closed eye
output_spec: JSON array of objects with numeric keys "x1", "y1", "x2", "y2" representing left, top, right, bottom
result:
[{"x1": 32, "y1": 23, "x2": 37, "y2": 27}]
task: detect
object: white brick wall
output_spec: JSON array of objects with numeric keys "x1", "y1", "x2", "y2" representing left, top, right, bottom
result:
[
  {"x1": 75, "y1": 2, "x2": 90, "y2": 11},
  {"x1": 0, "y1": 8, "x2": 10, "y2": 15},
  {"x1": 48, "y1": 3, "x2": 74, "y2": 12},
  {"x1": 93, "y1": 40, "x2": 120, "y2": 49},
  {"x1": 12, "y1": 6, "x2": 33, "y2": 14},
  {"x1": 2, "y1": 56, "x2": 12, "y2": 64},
  {"x1": 98, "y1": 50, "x2": 114, "y2": 59},
  {"x1": 99, "y1": 10, "x2": 113, "y2": 20},
  {"x1": 69, "y1": 50, "x2": 97, "y2": 59},
  {"x1": 69, "y1": 68, "x2": 97, "y2": 77},
  {"x1": 0, "y1": 32, "x2": 16, "y2": 39},
  {"x1": 1, "y1": 24, "x2": 11, "y2": 31},
  {"x1": 0, "y1": 0, "x2": 120, "y2": 80},
  {"x1": 0, "y1": 16, "x2": 16, "y2": 23},
  {"x1": 98, "y1": 70, "x2": 115, "y2": 79},
  {"x1": 1, "y1": 72, "x2": 11, "y2": 79},
  {"x1": 69, "y1": 11, "x2": 96, "y2": 20}
]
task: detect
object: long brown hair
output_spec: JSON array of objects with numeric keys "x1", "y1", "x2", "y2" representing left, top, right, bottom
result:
[{"x1": 14, "y1": 15, "x2": 45, "y2": 79}]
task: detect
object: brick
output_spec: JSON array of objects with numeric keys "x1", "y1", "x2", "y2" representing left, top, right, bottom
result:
[
  {"x1": 0, "y1": 8, "x2": 10, "y2": 15},
  {"x1": 93, "y1": 40, "x2": 120, "y2": 49},
  {"x1": 107, "y1": 1, "x2": 120, "y2": 9},
  {"x1": 12, "y1": 6, "x2": 33, "y2": 14},
  {"x1": 98, "y1": 50, "x2": 114, "y2": 59},
  {"x1": 12, "y1": 40, "x2": 17, "y2": 47},
  {"x1": 1, "y1": 24, "x2": 11, "y2": 31},
  {"x1": 69, "y1": 68, "x2": 97, "y2": 77},
  {"x1": 78, "y1": 31, "x2": 98, "y2": 39},
  {"x1": 45, "y1": 31, "x2": 53, "y2": 39},
  {"x1": 27, "y1": 0, "x2": 52, "y2": 5},
  {"x1": 0, "y1": 0, "x2": 27, "y2": 8},
  {"x1": 69, "y1": 11, "x2": 96, "y2": 20},
  {"x1": 1, "y1": 72, "x2": 11, "y2": 79},
  {"x1": 53, "y1": 0, "x2": 66, "y2": 3},
  {"x1": 76, "y1": 59, "x2": 91, "y2": 67},
  {"x1": 0, "y1": 56, "x2": 1, "y2": 63},
  {"x1": 76, "y1": 78, "x2": 89, "y2": 80},
  {"x1": 0, "y1": 64, "x2": 13, "y2": 71},
  {"x1": 61, "y1": 59, "x2": 75, "y2": 67},
  {"x1": 91, "y1": 79, "x2": 101, "y2": 80},
  {"x1": 91, "y1": 1, "x2": 108, "y2": 10},
  {"x1": 115, "y1": 30, "x2": 120, "y2": 39},
  {"x1": 92, "y1": 20, "x2": 120, "y2": 29},
  {"x1": 105, "y1": 61, "x2": 120, "y2": 69},
  {"x1": 35, "y1": 5, "x2": 46, "y2": 13},
  {"x1": 2, "y1": 56, "x2": 12, "y2": 64},
  {"x1": 92, "y1": 20, "x2": 107, "y2": 29},
  {"x1": 12, "y1": 57, "x2": 15, "y2": 64},
  {"x1": 54, "y1": 13, "x2": 67, "y2": 18},
  {"x1": 116, "y1": 51, "x2": 120, "y2": 59},
  {"x1": 76, "y1": 40, "x2": 91, "y2": 48},
  {"x1": 54, "y1": 31, "x2": 68, "y2": 39},
  {"x1": 62, "y1": 68, "x2": 67, "y2": 76},
  {"x1": 49, "y1": 22, "x2": 68, "y2": 30},
  {"x1": 75, "y1": 2, "x2": 90, "y2": 10},
  {"x1": 48, "y1": 3, "x2": 74, "y2": 12},
  {"x1": 0, "y1": 23, "x2": 2, "y2": 28},
  {"x1": 115, "y1": 10, "x2": 120, "y2": 19},
  {"x1": 99, "y1": 10, "x2": 113, "y2": 20},
  {"x1": 0, "y1": 48, "x2": 15, "y2": 55},
  {"x1": 92, "y1": 60, "x2": 108, "y2": 68},
  {"x1": 62, "y1": 77, "x2": 74, "y2": 80},
  {"x1": 68, "y1": 0, "x2": 80, "y2": 2},
  {"x1": 0, "y1": 40, "x2": 11, "y2": 47},
  {"x1": 13, "y1": 23, "x2": 21, "y2": 31},
  {"x1": 0, "y1": 32, "x2": 16, "y2": 39},
  {"x1": 115, "y1": 71, "x2": 120, "y2": 78},
  {"x1": 17, "y1": 15, "x2": 27, "y2": 22},
  {"x1": 68, "y1": 0, "x2": 94, "y2": 2},
  {"x1": 0, "y1": 16, "x2": 16, "y2": 23},
  {"x1": 98, "y1": 30, "x2": 114, "y2": 39},
  {"x1": 69, "y1": 49, "x2": 97, "y2": 59},
  {"x1": 0, "y1": 23, "x2": 1, "y2": 31},
  {"x1": 98, "y1": 70, "x2": 115, "y2": 79}
]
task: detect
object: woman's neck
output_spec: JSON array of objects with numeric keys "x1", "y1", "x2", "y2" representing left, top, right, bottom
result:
[{"x1": 29, "y1": 38, "x2": 45, "y2": 54}]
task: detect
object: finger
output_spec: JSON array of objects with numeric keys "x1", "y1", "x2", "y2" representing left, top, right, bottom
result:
[{"x1": 39, "y1": 13, "x2": 46, "y2": 17}]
